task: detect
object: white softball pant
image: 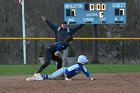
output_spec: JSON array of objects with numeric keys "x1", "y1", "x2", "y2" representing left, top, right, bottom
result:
[{"x1": 48, "y1": 67, "x2": 66, "y2": 79}]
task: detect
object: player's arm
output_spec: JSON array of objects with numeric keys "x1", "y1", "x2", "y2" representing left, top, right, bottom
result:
[
  {"x1": 54, "y1": 44, "x2": 63, "y2": 58},
  {"x1": 64, "y1": 68, "x2": 72, "y2": 81},
  {"x1": 41, "y1": 16, "x2": 58, "y2": 32},
  {"x1": 64, "y1": 64, "x2": 79, "y2": 81},
  {"x1": 69, "y1": 24, "x2": 84, "y2": 35},
  {"x1": 54, "y1": 51, "x2": 62, "y2": 58},
  {"x1": 64, "y1": 73, "x2": 72, "y2": 81},
  {"x1": 82, "y1": 66, "x2": 95, "y2": 80}
]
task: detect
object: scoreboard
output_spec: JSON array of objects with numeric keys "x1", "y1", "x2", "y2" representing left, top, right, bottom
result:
[{"x1": 64, "y1": 2, "x2": 126, "y2": 24}]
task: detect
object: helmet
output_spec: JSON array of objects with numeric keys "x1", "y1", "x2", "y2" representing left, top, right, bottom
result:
[
  {"x1": 65, "y1": 35, "x2": 73, "y2": 42},
  {"x1": 78, "y1": 55, "x2": 88, "y2": 65}
]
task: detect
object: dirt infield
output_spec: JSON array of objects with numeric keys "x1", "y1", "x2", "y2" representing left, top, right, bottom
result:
[{"x1": 0, "y1": 73, "x2": 140, "y2": 93}]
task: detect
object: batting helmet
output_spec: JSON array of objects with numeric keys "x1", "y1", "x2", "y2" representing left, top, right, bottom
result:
[{"x1": 78, "y1": 55, "x2": 88, "y2": 65}]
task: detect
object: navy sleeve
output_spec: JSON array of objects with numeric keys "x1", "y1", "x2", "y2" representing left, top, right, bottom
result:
[
  {"x1": 82, "y1": 66, "x2": 91, "y2": 77},
  {"x1": 46, "y1": 20, "x2": 58, "y2": 33},
  {"x1": 69, "y1": 24, "x2": 84, "y2": 35},
  {"x1": 56, "y1": 44, "x2": 62, "y2": 52}
]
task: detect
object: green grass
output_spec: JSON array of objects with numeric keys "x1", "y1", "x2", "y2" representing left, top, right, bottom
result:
[
  {"x1": 0, "y1": 64, "x2": 140, "y2": 76},
  {"x1": 0, "y1": 65, "x2": 56, "y2": 76},
  {"x1": 86, "y1": 64, "x2": 140, "y2": 73}
]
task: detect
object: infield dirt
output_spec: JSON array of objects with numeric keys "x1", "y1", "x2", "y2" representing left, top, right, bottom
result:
[{"x1": 0, "y1": 73, "x2": 140, "y2": 93}]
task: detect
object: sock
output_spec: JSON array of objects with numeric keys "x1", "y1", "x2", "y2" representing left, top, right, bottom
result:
[{"x1": 42, "y1": 74, "x2": 48, "y2": 79}]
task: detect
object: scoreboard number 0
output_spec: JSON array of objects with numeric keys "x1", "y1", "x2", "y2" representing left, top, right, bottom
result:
[
  {"x1": 86, "y1": 3, "x2": 106, "y2": 11},
  {"x1": 96, "y1": 4, "x2": 106, "y2": 10}
]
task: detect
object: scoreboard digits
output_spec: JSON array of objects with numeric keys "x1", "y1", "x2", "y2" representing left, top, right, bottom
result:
[{"x1": 64, "y1": 2, "x2": 126, "y2": 24}]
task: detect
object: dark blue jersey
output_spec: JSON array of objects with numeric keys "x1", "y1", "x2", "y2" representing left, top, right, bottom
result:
[{"x1": 48, "y1": 41, "x2": 69, "y2": 53}]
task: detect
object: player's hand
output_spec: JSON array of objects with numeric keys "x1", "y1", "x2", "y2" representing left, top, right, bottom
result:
[
  {"x1": 90, "y1": 77, "x2": 96, "y2": 80},
  {"x1": 54, "y1": 51, "x2": 60, "y2": 56},
  {"x1": 41, "y1": 16, "x2": 47, "y2": 22},
  {"x1": 54, "y1": 51, "x2": 62, "y2": 58},
  {"x1": 65, "y1": 78, "x2": 72, "y2": 81}
]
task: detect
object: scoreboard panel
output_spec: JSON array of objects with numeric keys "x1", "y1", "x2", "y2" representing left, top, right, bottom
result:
[{"x1": 64, "y1": 2, "x2": 126, "y2": 24}]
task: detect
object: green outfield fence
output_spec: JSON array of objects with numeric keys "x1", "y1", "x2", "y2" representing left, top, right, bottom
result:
[{"x1": 0, "y1": 37, "x2": 140, "y2": 64}]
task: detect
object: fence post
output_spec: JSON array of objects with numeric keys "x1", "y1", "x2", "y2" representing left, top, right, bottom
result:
[{"x1": 93, "y1": 24, "x2": 100, "y2": 64}]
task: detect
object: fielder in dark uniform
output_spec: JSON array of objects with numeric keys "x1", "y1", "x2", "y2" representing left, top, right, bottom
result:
[
  {"x1": 35, "y1": 35, "x2": 73, "y2": 75},
  {"x1": 27, "y1": 36, "x2": 73, "y2": 81},
  {"x1": 41, "y1": 16, "x2": 84, "y2": 67}
]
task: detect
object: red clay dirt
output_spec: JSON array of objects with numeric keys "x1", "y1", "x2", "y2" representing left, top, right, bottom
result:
[{"x1": 0, "y1": 73, "x2": 140, "y2": 93}]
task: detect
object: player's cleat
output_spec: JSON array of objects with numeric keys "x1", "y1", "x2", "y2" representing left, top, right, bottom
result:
[{"x1": 26, "y1": 73, "x2": 43, "y2": 81}]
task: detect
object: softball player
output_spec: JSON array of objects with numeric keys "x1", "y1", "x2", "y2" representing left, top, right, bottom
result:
[
  {"x1": 26, "y1": 55, "x2": 95, "y2": 81},
  {"x1": 42, "y1": 16, "x2": 84, "y2": 67}
]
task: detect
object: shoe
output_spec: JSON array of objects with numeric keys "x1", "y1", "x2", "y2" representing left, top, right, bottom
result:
[{"x1": 26, "y1": 73, "x2": 43, "y2": 81}]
